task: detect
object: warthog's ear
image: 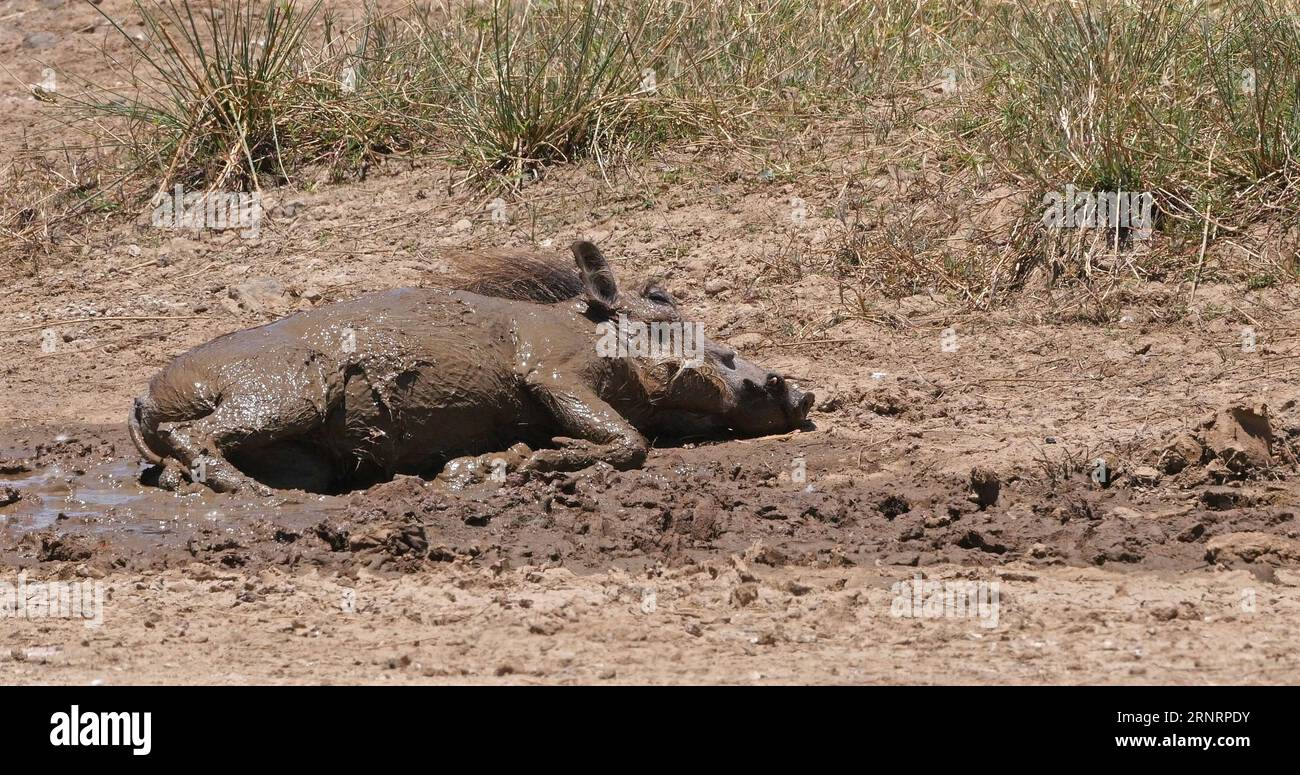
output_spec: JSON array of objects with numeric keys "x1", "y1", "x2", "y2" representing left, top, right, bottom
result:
[{"x1": 572, "y1": 240, "x2": 619, "y2": 314}]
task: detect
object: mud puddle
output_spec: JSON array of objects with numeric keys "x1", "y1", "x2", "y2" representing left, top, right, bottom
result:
[
  {"x1": 3, "y1": 415, "x2": 1297, "y2": 578},
  {"x1": 1, "y1": 459, "x2": 153, "y2": 531},
  {"x1": 0, "y1": 425, "x2": 349, "y2": 569}
]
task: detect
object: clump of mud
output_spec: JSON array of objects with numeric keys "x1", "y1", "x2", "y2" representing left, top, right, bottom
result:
[
  {"x1": 1145, "y1": 403, "x2": 1295, "y2": 487},
  {"x1": 1206, "y1": 531, "x2": 1300, "y2": 569}
]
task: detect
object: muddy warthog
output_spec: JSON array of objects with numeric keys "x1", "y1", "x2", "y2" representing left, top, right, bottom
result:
[{"x1": 129, "y1": 242, "x2": 814, "y2": 494}]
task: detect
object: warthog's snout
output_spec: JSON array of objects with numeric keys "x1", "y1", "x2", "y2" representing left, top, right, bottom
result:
[
  {"x1": 790, "y1": 382, "x2": 816, "y2": 423},
  {"x1": 715, "y1": 355, "x2": 816, "y2": 437},
  {"x1": 757, "y1": 371, "x2": 815, "y2": 427},
  {"x1": 765, "y1": 373, "x2": 814, "y2": 431}
]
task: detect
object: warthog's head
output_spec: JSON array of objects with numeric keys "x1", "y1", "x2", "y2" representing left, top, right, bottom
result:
[{"x1": 572, "y1": 241, "x2": 815, "y2": 437}]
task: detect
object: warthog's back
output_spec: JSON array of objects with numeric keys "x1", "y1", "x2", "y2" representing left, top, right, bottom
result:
[{"x1": 147, "y1": 288, "x2": 571, "y2": 477}]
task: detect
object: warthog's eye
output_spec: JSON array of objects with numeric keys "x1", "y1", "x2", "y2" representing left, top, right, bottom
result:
[
  {"x1": 766, "y1": 373, "x2": 784, "y2": 389},
  {"x1": 645, "y1": 288, "x2": 673, "y2": 305}
]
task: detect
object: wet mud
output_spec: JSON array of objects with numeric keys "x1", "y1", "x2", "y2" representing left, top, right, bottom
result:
[{"x1": 4, "y1": 404, "x2": 1296, "y2": 579}]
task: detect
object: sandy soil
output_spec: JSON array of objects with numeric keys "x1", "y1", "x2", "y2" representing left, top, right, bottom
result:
[{"x1": 2, "y1": 0, "x2": 1300, "y2": 684}]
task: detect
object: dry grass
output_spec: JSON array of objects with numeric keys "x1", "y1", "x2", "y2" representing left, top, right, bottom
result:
[{"x1": 4, "y1": 0, "x2": 1299, "y2": 300}]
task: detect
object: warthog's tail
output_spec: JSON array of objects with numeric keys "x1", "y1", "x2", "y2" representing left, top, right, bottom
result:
[{"x1": 129, "y1": 395, "x2": 165, "y2": 465}]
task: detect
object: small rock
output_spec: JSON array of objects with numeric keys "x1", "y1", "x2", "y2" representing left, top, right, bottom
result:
[
  {"x1": 74, "y1": 564, "x2": 106, "y2": 579},
  {"x1": 23, "y1": 32, "x2": 60, "y2": 50},
  {"x1": 527, "y1": 618, "x2": 562, "y2": 636},
  {"x1": 1159, "y1": 433, "x2": 1203, "y2": 474},
  {"x1": 783, "y1": 580, "x2": 812, "y2": 596},
  {"x1": 1149, "y1": 603, "x2": 1179, "y2": 622},
  {"x1": 228, "y1": 277, "x2": 287, "y2": 314},
  {"x1": 730, "y1": 582, "x2": 759, "y2": 607},
  {"x1": 1201, "y1": 404, "x2": 1272, "y2": 474},
  {"x1": 1129, "y1": 466, "x2": 1161, "y2": 486},
  {"x1": 923, "y1": 514, "x2": 951, "y2": 529},
  {"x1": 969, "y1": 466, "x2": 1000, "y2": 509},
  {"x1": 0, "y1": 487, "x2": 20, "y2": 507},
  {"x1": 815, "y1": 391, "x2": 841, "y2": 412},
  {"x1": 1203, "y1": 458, "x2": 1233, "y2": 484}
]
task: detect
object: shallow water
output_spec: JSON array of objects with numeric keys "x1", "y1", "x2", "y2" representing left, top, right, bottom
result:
[
  {"x1": 0, "y1": 459, "x2": 149, "y2": 531},
  {"x1": 0, "y1": 452, "x2": 342, "y2": 541}
]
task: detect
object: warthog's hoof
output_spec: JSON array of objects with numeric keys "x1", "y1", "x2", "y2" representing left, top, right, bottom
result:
[{"x1": 154, "y1": 463, "x2": 188, "y2": 492}]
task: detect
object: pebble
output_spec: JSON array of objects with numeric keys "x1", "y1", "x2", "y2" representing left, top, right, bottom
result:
[{"x1": 23, "y1": 32, "x2": 60, "y2": 49}]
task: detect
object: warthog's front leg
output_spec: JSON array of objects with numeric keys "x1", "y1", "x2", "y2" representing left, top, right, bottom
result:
[
  {"x1": 434, "y1": 379, "x2": 649, "y2": 488},
  {"x1": 519, "y1": 378, "x2": 648, "y2": 473}
]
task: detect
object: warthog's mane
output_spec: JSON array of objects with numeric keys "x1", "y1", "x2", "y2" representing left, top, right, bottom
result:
[
  {"x1": 440, "y1": 248, "x2": 584, "y2": 303},
  {"x1": 437, "y1": 245, "x2": 729, "y2": 409}
]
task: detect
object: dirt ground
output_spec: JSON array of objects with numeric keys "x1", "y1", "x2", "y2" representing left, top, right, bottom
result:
[{"x1": 3, "y1": 1, "x2": 1300, "y2": 684}]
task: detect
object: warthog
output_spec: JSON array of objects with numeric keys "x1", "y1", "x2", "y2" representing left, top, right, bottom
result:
[{"x1": 129, "y1": 242, "x2": 814, "y2": 494}]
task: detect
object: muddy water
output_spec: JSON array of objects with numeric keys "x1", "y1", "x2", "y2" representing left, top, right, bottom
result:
[
  {"x1": 0, "y1": 426, "x2": 350, "y2": 568},
  {"x1": 1, "y1": 460, "x2": 144, "y2": 531}
]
